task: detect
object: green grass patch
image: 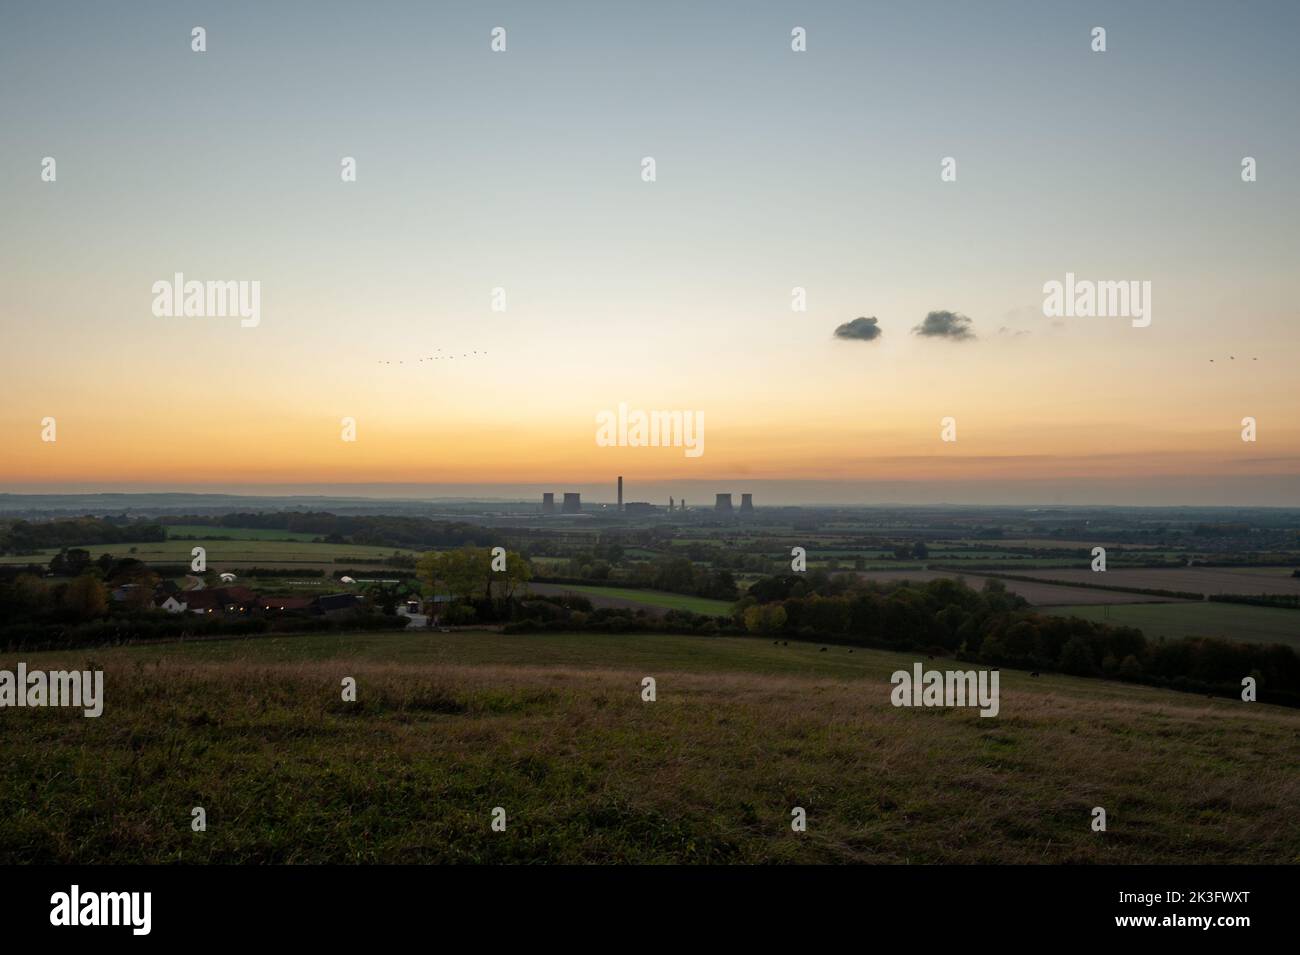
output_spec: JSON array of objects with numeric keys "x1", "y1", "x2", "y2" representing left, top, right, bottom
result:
[{"x1": 535, "y1": 584, "x2": 733, "y2": 616}]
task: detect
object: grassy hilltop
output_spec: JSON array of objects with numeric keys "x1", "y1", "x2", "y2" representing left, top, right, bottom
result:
[{"x1": 2, "y1": 630, "x2": 1297, "y2": 864}]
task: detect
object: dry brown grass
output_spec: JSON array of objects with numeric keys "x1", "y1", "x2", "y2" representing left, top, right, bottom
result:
[{"x1": 3, "y1": 635, "x2": 1295, "y2": 864}]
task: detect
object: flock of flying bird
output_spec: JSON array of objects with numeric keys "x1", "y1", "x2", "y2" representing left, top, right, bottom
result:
[
  {"x1": 377, "y1": 348, "x2": 487, "y2": 365},
  {"x1": 1209, "y1": 356, "x2": 1258, "y2": 362}
]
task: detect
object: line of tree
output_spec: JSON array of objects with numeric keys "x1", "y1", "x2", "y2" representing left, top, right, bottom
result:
[
  {"x1": 736, "y1": 573, "x2": 1300, "y2": 706},
  {"x1": 933, "y1": 568, "x2": 1204, "y2": 601},
  {"x1": 0, "y1": 517, "x2": 165, "y2": 554},
  {"x1": 164, "y1": 512, "x2": 496, "y2": 549},
  {"x1": 1208, "y1": 593, "x2": 1300, "y2": 610},
  {"x1": 534, "y1": 555, "x2": 738, "y2": 600}
]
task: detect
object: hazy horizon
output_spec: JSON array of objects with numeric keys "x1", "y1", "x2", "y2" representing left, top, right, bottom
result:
[{"x1": 2, "y1": 477, "x2": 1298, "y2": 509}]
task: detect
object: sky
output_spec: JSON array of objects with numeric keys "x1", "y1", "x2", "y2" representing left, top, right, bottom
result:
[{"x1": 1, "y1": 1, "x2": 1298, "y2": 505}]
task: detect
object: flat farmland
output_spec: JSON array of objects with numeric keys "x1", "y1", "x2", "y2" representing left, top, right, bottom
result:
[
  {"x1": 974, "y1": 539, "x2": 1163, "y2": 550},
  {"x1": 1046, "y1": 603, "x2": 1300, "y2": 650},
  {"x1": 1218, "y1": 566, "x2": 1300, "y2": 578},
  {"x1": 1008, "y1": 567, "x2": 1300, "y2": 597},
  {"x1": 853, "y1": 570, "x2": 1186, "y2": 607},
  {"x1": 940, "y1": 559, "x2": 1101, "y2": 570},
  {"x1": 526, "y1": 583, "x2": 733, "y2": 616},
  {"x1": 0, "y1": 538, "x2": 413, "y2": 568}
]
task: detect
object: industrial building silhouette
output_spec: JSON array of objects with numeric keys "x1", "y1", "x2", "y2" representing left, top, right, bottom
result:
[{"x1": 537, "y1": 480, "x2": 752, "y2": 515}]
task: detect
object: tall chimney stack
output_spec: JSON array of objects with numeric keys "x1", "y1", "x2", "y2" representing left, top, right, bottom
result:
[{"x1": 617, "y1": 476, "x2": 623, "y2": 511}]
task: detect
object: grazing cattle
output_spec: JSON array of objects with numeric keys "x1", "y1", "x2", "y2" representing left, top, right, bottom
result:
[
  {"x1": 819, "y1": 647, "x2": 827, "y2": 653},
  {"x1": 1031, "y1": 672, "x2": 1040, "y2": 677}
]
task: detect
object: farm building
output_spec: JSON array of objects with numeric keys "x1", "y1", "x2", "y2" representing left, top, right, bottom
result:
[
  {"x1": 155, "y1": 594, "x2": 188, "y2": 614},
  {"x1": 314, "y1": 593, "x2": 366, "y2": 616},
  {"x1": 256, "y1": 596, "x2": 314, "y2": 614}
]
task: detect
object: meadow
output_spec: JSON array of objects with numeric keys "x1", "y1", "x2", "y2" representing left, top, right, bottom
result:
[{"x1": 2, "y1": 630, "x2": 1296, "y2": 864}]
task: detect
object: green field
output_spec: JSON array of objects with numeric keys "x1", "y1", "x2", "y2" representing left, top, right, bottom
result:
[
  {"x1": 1046, "y1": 603, "x2": 1300, "y2": 649},
  {"x1": 0, "y1": 538, "x2": 415, "y2": 568},
  {"x1": 162, "y1": 524, "x2": 325, "y2": 542},
  {"x1": 536, "y1": 584, "x2": 734, "y2": 616},
  {"x1": 2, "y1": 630, "x2": 1296, "y2": 864}
]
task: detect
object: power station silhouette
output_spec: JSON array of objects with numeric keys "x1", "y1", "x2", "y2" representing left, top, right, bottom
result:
[{"x1": 539, "y1": 478, "x2": 752, "y2": 515}]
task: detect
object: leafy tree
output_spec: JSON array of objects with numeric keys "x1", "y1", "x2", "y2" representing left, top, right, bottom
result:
[
  {"x1": 1119, "y1": 654, "x2": 1144, "y2": 679},
  {"x1": 61, "y1": 574, "x2": 107, "y2": 621},
  {"x1": 444, "y1": 602, "x2": 477, "y2": 625},
  {"x1": 363, "y1": 580, "x2": 404, "y2": 615},
  {"x1": 417, "y1": 547, "x2": 531, "y2": 603},
  {"x1": 652, "y1": 557, "x2": 696, "y2": 593},
  {"x1": 50, "y1": 548, "x2": 92, "y2": 576},
  {"x1": 1002, "y1": 620, "x2": 1039, "y2": 661},
  {"x1": 743, "y1": 604, "x2": 786, "y2": 635},
  {"x1": 124, "y1": 573, "x2": 160, "y2": 611},
  {"x1": 1059, "y1": 635, "x2": 1097, "y2": 676},
  {"x1": 418, "y1": 549, "x2": 483, "y2": 602}
]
